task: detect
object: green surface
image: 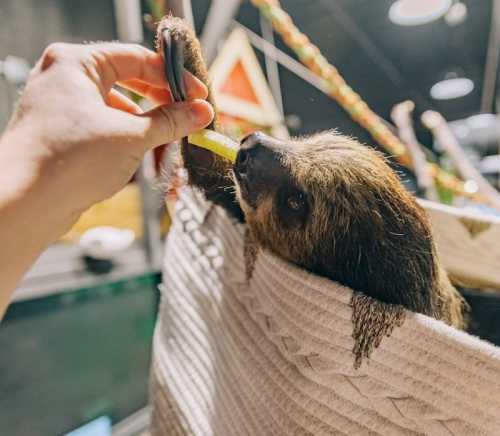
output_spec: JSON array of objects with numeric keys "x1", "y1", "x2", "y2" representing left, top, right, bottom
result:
[{"x1": 0, "y1": 274, "x2": 160, "y2": 436}]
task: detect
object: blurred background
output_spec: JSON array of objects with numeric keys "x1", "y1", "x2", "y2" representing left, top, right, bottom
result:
[{"x1": 2, "y1": 0, "x2": 500, "y2": 435}]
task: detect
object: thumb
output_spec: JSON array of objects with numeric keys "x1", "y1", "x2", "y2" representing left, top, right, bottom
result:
[{"x1": 136, "y1": 99, "x2": 214, "y2": 149}]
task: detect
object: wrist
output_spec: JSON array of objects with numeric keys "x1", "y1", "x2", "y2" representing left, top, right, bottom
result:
[
  {"x1": 0, "y1": 129, "x2": 77, "y2": 244},
  {"x1": 0, "y1": 129, "x2": 74, "y2": 317}
]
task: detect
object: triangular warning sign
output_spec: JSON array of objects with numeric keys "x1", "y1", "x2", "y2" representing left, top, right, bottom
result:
[{"x1": 209, "y1": 27, "x2": 283, "y2": 128}]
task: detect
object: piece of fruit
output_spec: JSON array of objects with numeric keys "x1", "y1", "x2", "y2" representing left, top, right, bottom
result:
[{"x1": 187, "y1": 129, "x2": 239, "y2": 162}]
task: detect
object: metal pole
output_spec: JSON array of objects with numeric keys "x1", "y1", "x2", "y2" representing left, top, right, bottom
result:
[
  {"x1": 166, "y1": 0, "x2": 195, "y2": 27},
  {"x1": 201, "y1": 0, "x2": 243, "y2": 65},
  {"x1": 114, "y1": 0, "x2": 164, "y2": 269},
  {"x1": 481, "y1": 0, "x2": 500, "y2": 113},
  {"x1": 113, "y1": 0, "x2": 144, "y2": 42},
  {"x1": 137, "y1": 154, "x2": 164, "y2": 269},
  {"x1": 259, "y1": 11, "x2": 284, "y2": 117},
  {"x1": 233, "y1": 22, "x2": 331, "y2": 94}
]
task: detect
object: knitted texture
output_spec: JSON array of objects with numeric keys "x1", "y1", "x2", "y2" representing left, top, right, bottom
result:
[{"x1": 150, "y1": 188, "x2": 500, "y2": 435}]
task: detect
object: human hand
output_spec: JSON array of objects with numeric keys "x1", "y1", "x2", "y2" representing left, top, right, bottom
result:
[{"x1": 0, "y1": 42, "x2": 214, "y2": 240}]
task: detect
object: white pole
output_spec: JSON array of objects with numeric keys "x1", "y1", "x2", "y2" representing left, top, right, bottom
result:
[
  {"x1": 113, "y1": 0, "x2": 144, "y2": 42},
  {"x1": 201, "y1": 0, "x2": 243, "y2": 65}
]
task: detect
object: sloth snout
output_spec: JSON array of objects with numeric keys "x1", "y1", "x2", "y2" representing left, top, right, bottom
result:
[{"x1": 235, "y1": 134, "x2": 280, "y2": 181}]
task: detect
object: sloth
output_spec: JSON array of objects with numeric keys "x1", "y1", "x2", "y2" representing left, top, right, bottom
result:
[{"x1": 158, "y1": 17, "x2": 467, "y2": 329}]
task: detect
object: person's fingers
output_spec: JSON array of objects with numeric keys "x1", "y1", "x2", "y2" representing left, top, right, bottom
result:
[
  {"x1": 90, "y1": 43, "x2": 167, "y2": 90},
  {"x1": 107, "y1": 89, "x2": 142, "y2": 114},
  {"x1": 87, "y1": 43, "x2": 208, "y2": 99},
  {"x1": 35, "y1": 43, "x2": 167, "y2": 94},
  {"x1": 117, "y1": 79, "x2": 173, "y2": 106},
  {"x1": 117, "y1": 70, "x2": 208, "y2": 105},
  {"x1": 33, "y1": 42, "x2": 209, "y2": 105},
  {"x1": 130, "y1": 99, "x2": 214, "y2": 150},
  {"x1": 180, "y1": 70, "x2": 210, "y2": 99}
]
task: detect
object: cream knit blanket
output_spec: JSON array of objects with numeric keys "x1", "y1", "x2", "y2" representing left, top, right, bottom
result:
[{"x1": 150, "y1": 188, "x2": 500, "y2": 435}]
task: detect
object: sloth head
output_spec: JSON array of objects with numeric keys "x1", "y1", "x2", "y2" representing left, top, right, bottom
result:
[
  {"x1": 233, "y1": 130, "x2": 466, "y2": 326},
  {"x1": 154, "y1": 16, "x2": 466, "y2": 328}
]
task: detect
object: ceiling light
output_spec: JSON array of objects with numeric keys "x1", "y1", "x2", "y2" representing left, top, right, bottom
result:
[
  {"x1": 389, "y1": 0, "x2": 452, "y2": 26},
  {"x1": 430, "y1": 77, "x2": 474, "y2": 100},
  {"x1": 445, "y1": 2, "x2": 468, "y2": 26},
  {"x1": 463, "y1": 180, "x2": 479, "y2": 194}
]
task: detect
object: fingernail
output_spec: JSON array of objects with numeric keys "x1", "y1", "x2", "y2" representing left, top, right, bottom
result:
[{"x1": 189, "y1": 100, "x2": 214, "y2": 127}]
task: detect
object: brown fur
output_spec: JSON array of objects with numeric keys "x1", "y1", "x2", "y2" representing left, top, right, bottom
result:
[
  {"x1": 157, "y1": 17, "x2": 243, "y2": 221},
  {"x1": 351, "y1": 293, "x2": 406, "y2": 369},
  {"x1": 157, "y1": 18, "x2": 468, "y2": 342},
  {"x1": 239, "y1": 132, "x2": 467, "y2": 328}
]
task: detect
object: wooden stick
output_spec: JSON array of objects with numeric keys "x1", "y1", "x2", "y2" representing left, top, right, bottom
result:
[
  {"x1": 422, "y1": 110, "x2": 500, "y2": 211},
  {"x1": 391, "y1": 101, "x2": 438, "y2": 200}
]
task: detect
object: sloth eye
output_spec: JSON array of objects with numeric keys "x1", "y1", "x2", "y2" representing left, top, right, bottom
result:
[{"x1": 286, "y1": 191, "x2": 306, "y2": 212}]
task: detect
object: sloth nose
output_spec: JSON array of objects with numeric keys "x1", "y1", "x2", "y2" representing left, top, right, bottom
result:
[
  {"x1": 234, "y1": 132, "x2": 287, "y2": 205},
  {"x1": 235, "y1": 131, "x2": 280, "y2": 176},
  {"x1": 240, "y1": 131, "x2": 269, "y2": 151}
]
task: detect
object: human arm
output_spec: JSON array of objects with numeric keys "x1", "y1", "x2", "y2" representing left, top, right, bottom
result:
[{"x1": 0, "y1": 41, "x2": 214, "y2": 318}]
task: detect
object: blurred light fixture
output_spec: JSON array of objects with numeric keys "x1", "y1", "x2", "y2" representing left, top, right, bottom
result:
[
  {"x1": 0, "y1": 55, "x2": 31, "y2": 85},
  {"x1": 463, "y1": 180, "x2": 479, "y2": 194},
  {"x1": 445, "y1": 2, "x2": 468, "y2": 26},
  {"x1": 467, "y1": 113, "x2": 496, "y2": 129},
  {"x1": 448, "y1": 113, "x2": 500, "y2": 154},
  {"x1": 430, "y1": 77, "x2": 474, "y2": 100},
  {"x1": 389, "y1": 0, "x2": 452, "y2": 26},
  {"x1": 285, "y1": 114, "x2": 302, "y2": 130},
  {"x1": 479, "y1": 155, "x2": 500, "y2": 175}
]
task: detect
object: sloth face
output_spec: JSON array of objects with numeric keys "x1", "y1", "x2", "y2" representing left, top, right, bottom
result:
[{"x1": 233, "y1": 131, "x2": 438, "y2": 310}]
